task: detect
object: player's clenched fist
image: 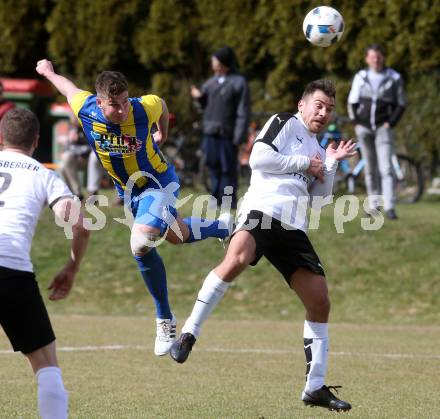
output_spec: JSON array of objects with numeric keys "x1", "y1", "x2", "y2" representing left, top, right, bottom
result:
[
  {"x1": 306, "y1": 157, "x2": 325, "y2": 183},
  {"x1": 36, "y1": 59, "x2": 54, "y2": 77}
]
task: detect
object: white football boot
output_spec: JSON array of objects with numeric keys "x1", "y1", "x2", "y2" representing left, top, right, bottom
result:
[
  {"x1": 218, "y1": 212, "x2": 235, "y2": 249},
  {"x1": 155, "y1": 315, "x2": 177, "y2": 356}
]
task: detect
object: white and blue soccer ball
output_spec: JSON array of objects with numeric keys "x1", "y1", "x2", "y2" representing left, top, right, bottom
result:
[{"x1": 303, "y1": 6, "x2": 344, "y2": 47}]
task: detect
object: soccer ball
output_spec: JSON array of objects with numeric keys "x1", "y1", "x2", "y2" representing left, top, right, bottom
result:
[{"x1": 303, "y1": 6, "x2": 344, "y2": 47}]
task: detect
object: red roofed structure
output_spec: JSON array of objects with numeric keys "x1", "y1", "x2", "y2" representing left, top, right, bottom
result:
[{"x1": 0, "y1": 78, "x2": 53, "y2": 96}]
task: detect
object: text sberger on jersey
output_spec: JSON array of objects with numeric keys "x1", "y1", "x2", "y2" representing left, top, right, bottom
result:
[{"x1": 0, "y1": 160, "x2": 40, "y2": 171}]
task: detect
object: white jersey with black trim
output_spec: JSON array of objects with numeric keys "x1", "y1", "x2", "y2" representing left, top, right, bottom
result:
[
  {"x1": 238, "y1": 112, "x2": 337, "y2": 232},
  {"x1": 0, "y1": 150, "x2": 73, "y2": 272}
]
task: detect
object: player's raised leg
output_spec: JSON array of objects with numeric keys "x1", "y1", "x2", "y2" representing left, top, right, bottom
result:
[
  {"x1": 130, "y1": 190, "x2": 234, "y2": 355},
  {"x1": 289, "y1": 268, "x2": 351, "y2": 411},
  {"x1": 170, "y1": 230, "x2": 256, "y2": 363}
]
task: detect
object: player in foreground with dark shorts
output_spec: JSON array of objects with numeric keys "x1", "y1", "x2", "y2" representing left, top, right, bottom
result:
[
  {"x1": 0, "y1": 108, "x2": 90, "y2": 419},
  {"x1": 170, "y1": 80, "x2": 356, "y2": 411}
]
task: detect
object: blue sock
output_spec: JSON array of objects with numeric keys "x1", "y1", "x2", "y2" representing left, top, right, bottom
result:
[
  {"x1": 134, "y1": 249, "x2": 172, "y2": 319},
  {"x1": 183, "y1": 217, "x2": 229, "y2": 243}
]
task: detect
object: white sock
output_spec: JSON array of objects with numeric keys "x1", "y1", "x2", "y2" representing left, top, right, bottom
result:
[
  {"x1": 182, "y1": 270, "x2": 230, "y2": 337},
  {"x1": 302, "y1": 321, "x2": 329, "y2": 395},
  {"x1": 36, "y1": 367, "x2": 68, "y2": 419}
]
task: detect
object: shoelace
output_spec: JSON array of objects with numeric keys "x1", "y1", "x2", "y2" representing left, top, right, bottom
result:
[
  {"x1": 325, "y1": 385, "x2": 342, "y2": 394},
  {"x1": 157, "y1": 321, "x2": 174, "y2": 340}
]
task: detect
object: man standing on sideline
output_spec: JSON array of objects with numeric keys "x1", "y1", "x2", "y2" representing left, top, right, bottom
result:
[
  {"x1": 0, "y1": 108, "x2": 90, "y2": 419},
  {"x1": 36, "y1": 59, "x2": 233, "y2": 356},
  {"x1": 191, "y1": 46, "x2": 250, "y2": 208},
  {"x1": 0, "y1": 80, "x2": 16, "y2": 121},
  {"x1": 171, "y1": 80, "x2": 356, "y2": 411},
  {"x1": 347, "y1": 44, "x2": 406, "y2": 220}
]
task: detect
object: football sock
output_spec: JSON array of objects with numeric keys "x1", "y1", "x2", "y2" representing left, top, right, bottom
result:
[
  {"x1": 182, "y1": 270, "x2": 230, "y2": 337},
  {"x1": 135, "y1": 249, "x2": 172, "y2": 319},
  {"x1": 36, "y1": 367, "x2": 68, "y2": 419},
  {"x1": 183, "y1": 217, "x2": 229, "y2": 243},
  {"x1": 302, "y1": 320, "x2": 329, "y2": 394}
]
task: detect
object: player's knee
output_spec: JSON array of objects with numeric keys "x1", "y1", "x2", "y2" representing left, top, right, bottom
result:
[
  {"x1": 130, "y1": 229, "x2": 160, "y2": 257},
  {"x1": 313, "y1": 296, "x2": 331, "y2": 316},
  {"x1": 226, "y1": 252, "x2": 250, "y2": 271}
]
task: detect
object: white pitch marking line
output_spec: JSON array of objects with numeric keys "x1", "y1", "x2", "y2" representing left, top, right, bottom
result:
[
  {"x1": 205, "y1": 348, "x2": 440, "y2": 360},
  {"x1": 0, "y1": 345, "x2": 439, "y2": 360},
  {"x1": 206, "y1": 348, "x2": 440, "y2": 360}
]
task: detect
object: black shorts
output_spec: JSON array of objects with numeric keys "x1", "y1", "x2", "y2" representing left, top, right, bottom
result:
[
  {"x1": 238, "y1": 210, "x2": 325, "y2": 282},
  {"x1": 0, "y1": 266, "x2": 55, "y2": 354}
]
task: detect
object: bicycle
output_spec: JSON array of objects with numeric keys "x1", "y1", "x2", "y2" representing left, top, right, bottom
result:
[{"x1": 320, "y1": 125, "x2": 424, "y2": 203}]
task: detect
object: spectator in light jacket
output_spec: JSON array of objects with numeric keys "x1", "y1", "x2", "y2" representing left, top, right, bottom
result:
[{"x1": 347, "y1": 44, "x2": 406, "y2": 220}]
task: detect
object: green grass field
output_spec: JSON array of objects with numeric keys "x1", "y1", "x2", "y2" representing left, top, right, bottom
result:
[
  {"x1": 1, "y1": 317, "x2": 439, "y2": 418},
  {"x1": 1, "y1": 191, "x2": 440, "y2": 418}
]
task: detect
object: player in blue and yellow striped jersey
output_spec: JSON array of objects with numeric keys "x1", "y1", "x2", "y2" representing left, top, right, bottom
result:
[{"x1": 37, "y1": 59, "x2": 233, "y2": 356}]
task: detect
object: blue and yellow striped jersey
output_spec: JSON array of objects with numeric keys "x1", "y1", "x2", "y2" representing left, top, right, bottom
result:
[{"x1": 70, "y1": 91, "x2": 176, "y2": 197}]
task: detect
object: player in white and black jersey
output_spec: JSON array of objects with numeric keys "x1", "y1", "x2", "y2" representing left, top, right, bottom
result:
[
  {"x1": 170, "y1": 80, "x2": 357, "y2": 412},
  {"x1": 0, "y1": 108, "x2": 90, "y2": 419}
]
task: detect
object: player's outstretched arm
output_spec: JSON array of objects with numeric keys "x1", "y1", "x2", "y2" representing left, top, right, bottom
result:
[
  {"x1": 36, "y1": 59, "x2": 83, "y2": 104},
  {"x1": 48, "y1": 198, "x2": 90, "y2": 301}
]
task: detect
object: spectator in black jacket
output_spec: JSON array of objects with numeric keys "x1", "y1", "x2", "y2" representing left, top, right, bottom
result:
[
  {"x1": 347, "y1": 44, "x2": 406, "y2": 220},
  {"x1": 191, "y1": 46, "x2": 250, "y2": 209}
]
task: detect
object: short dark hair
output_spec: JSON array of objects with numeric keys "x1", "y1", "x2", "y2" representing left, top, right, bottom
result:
[
  {"x1": 213, "y1": 46, "x2": 238, "y2": 70},
  {"x1": 95, "y1": 71, "x2": 128, "y2": 98},
  {"x1": 0, "y1": 108, "x2": 40, "y2": 149},
  {"x1": 302, "y1": 79, "x2": 336, "y2": 100},
  {"x1": 365, "y1": 43, "x2": 385, "y2": 56}
]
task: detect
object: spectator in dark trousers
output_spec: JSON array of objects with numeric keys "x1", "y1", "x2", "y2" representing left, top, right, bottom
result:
[
  {"x1": 191, "y1": 46, "x2": 250, "y2": 209},
  {"x1": 347, "y1": 44, "x2": 406, "y2": 220}
]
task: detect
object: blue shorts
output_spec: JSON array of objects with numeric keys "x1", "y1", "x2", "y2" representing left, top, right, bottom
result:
[{"x1": 130, "y1": 182, "x2": 180, "y2": 236}]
